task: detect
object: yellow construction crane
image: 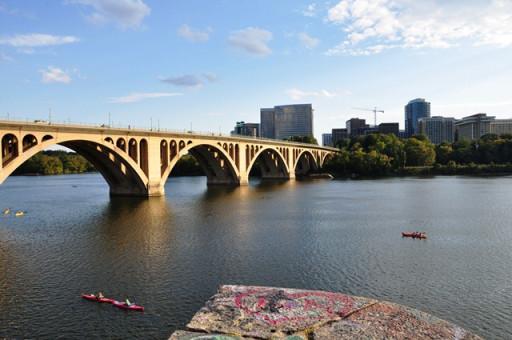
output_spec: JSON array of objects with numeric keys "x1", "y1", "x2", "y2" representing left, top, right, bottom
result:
[{"x1": 353, "y1": 107, "x2": 385, "y2": 127}]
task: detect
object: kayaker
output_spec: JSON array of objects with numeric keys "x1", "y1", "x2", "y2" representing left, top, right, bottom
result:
[
  {"x1": 98, "y1": 292, "x2": 104, "y2": 299},
  {"x1": 126, "y1": 298, "x2": 132, "y2": 306}
]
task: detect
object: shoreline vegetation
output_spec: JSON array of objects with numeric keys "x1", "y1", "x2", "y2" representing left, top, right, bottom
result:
[
  {"x1": 13, "y1": 152, "x2": 204, "y2": 177},
  {"x1": 323, "y1": 133, "x2": 512, "y2": 178},
  {"x1": 13, "y1": 133, "x2": 512, "y2": 178}
]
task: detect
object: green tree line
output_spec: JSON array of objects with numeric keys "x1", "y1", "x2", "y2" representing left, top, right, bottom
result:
[
  {"x1": 323, "y1": 133, "x2": 512, "y2": 177},
  {"x1": 14, "y1": 152, "x2": 206, "y2": 177},
  {"x1": 14, "y1": 150, "x2": 96, "y2": 175}
]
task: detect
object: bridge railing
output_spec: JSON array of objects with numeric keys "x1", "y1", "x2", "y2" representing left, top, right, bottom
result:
[{"x1": 0, "y1": 118, "x2": 339, "y2": 151}]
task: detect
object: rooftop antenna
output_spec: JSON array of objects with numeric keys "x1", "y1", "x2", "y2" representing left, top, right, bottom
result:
[{"x1": 353, "y1": 107, "x2": 385, "y2": 127}]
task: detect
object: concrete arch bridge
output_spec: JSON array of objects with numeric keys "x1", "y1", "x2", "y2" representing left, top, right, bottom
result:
[{"x1": 0, "y1": 121, "x2": 338, "y2": 196}]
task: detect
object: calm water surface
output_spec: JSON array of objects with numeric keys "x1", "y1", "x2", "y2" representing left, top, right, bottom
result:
[{"x1": 0, "y1": 174, "x2": 511, "y2": 339}]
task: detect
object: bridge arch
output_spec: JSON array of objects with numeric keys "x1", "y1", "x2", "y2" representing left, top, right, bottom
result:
[
  {"x1": 321, "y1": 152, "x2": 334, "y2": 167},
  {"x1": 161, "y1": 141, "x2": 240, "y2": 186},
  {"x1": 0, "y1": 135, "x2": 149, "y2": 196},
  {"x1": 247, "y1": 147, "x2": 290, "y2": 180},
  {"x1": 295, "y1": 150, "x2": 319, "y2": 176},
  {"x1": 22, "y1": 134, "x2": 38, "y2": 152},
  {"x1": 128, "y1": 138, "x2": 138, "y2": 162},
  {"x1": 1, "y1": 133, "x2": 19, "y2": 167},
  {"x1": 116, "y1": 138, "x2": 126, "y2": 152}
]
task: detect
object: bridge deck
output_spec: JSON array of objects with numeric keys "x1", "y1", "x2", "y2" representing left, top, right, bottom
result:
[{"x1": 0, "y1": 120, "x2": 338, "y2": 152}]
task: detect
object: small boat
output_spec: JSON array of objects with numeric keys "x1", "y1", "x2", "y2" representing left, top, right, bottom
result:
[
  {"x1": 402, "y1": 232, "x2": 427, "y2": 239},
  {"x1": 3, "y1": 208, "x2": 10, "y2": 215},
  {"x1": 113, "y1": 300, "x2": 144, "y2": 312},
  {"x1": 81, "y1": 294, "x2": 115, "y2": 304},
  {"x1": 15, "y1": 211, "x2": 25, "y2": 217}
]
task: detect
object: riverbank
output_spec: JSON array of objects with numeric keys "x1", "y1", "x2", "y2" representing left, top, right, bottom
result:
[
  {"x1": 170, "y1": 285, "x2": 481, "y2": 339},
  {"x1": 329, "y1": 163, "x2": 512, "y2": 179}
]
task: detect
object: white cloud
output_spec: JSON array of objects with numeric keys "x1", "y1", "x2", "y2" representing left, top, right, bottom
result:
[
  {"x1": 178, "y1": 24, "x2": 211, "y2": 42},
  {"x1": 109, "y1": 92, "x2": 182, "y2": 103},
  {"x1": 303, "y1": 3, "x2": 317, "y2": 17},
  {"x1": 326, "y1": 0, "x2": 512, "y2": 56},
  {"x1": 286, "y1": 88, "x2": 343, "y2": 100},
  {"x1": 202, "y1": 72, "x2": 218, "y2": 82},
  {"x1": 0, "y1": 34, "x2": 79, "y2": 47},
  {"x1": 0, "y1": 52, "x2": 13, "y2": 62},
  {"x1": 40, "y1": 67, "x2": 72, "y2": 84},
  {"x1": 298, "y1": 32, "x2": 319, "y2": 49},
  {"x1": 228, "y1": 27, "x2": 273, "y2": 56},
  {"x1": 160, "y1": 73, "x2": 217, "y2": 88},
  {"x1": 69, "y1": 0, "x2": 150, "y2": 29}
]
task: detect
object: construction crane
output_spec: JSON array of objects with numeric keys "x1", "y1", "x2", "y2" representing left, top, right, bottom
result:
[{"x1": 353, "y1": 107, "x2": 384, "y2": 127}]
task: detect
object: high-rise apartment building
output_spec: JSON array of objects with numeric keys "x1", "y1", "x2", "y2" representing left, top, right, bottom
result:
[
  {"x1": 231, "y1": 121, "x2": 260, "y2": 137},
  {"x1": 418, "y1": 116, "x2": 457, "y2": 144},
  {"x1": 260, "y1": 104, "x2": 313, "y2": 140},
  {"x1": 322, "y1": 133, "x2": 332, "y2": 147},
  {"x1": 405, "y1": 98, "x2": 431, "y2": 136}
]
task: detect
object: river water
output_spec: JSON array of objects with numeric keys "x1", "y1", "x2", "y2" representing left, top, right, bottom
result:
[{"x1": 0, "y1": 174, "x2": 511, "y2": 339}]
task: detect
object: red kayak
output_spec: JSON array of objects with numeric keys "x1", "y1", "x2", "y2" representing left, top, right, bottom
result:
[
  {"x1": 82, "y1": 294, "x2": 115, "y2": 304},
  {"x1": 113, "y1": 301, "x2": 144, "y2": 312},
  {"x1": 402, "y1": 232, "x2": 427, "y2": 239}
]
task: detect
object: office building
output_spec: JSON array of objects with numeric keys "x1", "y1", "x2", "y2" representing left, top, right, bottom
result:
[
  {"x1": 362, "y1": 127, "x2": 379, "y2": 135},
  {"x1": 378, "y1": 123, "x2": 399, "y2": 136},
  {"x1": 331, "y1": 128, "x2": 348, "y2": 146},
  {"x1": 260, "y1": 108, "x2": 275, "y2": 139},
  {"x1": 322, "y1": 133, "x2": 332, "y2": 147},
  {"x1": 346, "y1": 118, "x2": 368, "y2": 137},
  {"x1": 405, "y1": 98, "x2": 431, "y2": 136},
  {"x1": 231, "y1": 121, "x2": 260, "y2": 137},
  {"x1": 455, "y1": 113, "x2": 494, "y2": 141},
  {"x1": 260, "y1": 104, "x2": 314, "y2": 140},
  {"x1": 418, "y1": 116, "x2": 457, "y2": 144},
  {"x1": 491, "y1": 119, "x2": 512, "y2": 136}
]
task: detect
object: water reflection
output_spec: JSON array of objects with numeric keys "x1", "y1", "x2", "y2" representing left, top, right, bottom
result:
[{"x1": 0, "y1": 174, "x2": 511, "y2": 339}]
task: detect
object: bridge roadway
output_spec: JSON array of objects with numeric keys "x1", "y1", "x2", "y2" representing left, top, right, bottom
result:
[{"x1": 0, "y1": 120, "x2": 338, "y2": 197}]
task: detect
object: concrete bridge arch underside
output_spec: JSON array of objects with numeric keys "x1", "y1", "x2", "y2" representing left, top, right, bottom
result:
[{"x1": 0, "y1": 122, "x2": 337, "y2": 197}]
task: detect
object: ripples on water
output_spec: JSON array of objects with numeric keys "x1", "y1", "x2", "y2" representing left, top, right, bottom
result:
[{"x1": 1, "y1": 174, "x2": 512, "y2": 339}]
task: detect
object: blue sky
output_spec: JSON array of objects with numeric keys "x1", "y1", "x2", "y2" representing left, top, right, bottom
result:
[{"x1": 1, "y1": 0, "x2": 512, "y2": 140}]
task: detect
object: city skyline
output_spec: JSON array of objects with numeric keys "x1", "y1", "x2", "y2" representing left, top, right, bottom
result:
[{"x1": 1, "y1": 0, "x2": 512, "y2": 141}]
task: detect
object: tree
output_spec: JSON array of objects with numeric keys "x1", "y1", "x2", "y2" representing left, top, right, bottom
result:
[
  {"x1": 40, "y1": 155, "x2": 63, "y2": 175},
  {"x1": 435, "y1": 143, "x2": 453, "y2": 165},
  {"x1": 404, "y1": 137, "x2": 435, "y2": 166},
  {"x1": 285, "y1": 136, "x2": 318, "y2": 145},
  {"x1": 323, "y1": 149, "x2": 350, "y2": 175},
  {"x1": 451, "y1": 140, "x2": 473, "y2": 164}
]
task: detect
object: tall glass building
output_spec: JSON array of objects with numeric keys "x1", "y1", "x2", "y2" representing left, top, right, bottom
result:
[
  {"x1": 405, "y1": 98, "x2": 431, "y2": 136},
  {"x1": 260, "y1": 104, "x2": 313, "y2": 140}
]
